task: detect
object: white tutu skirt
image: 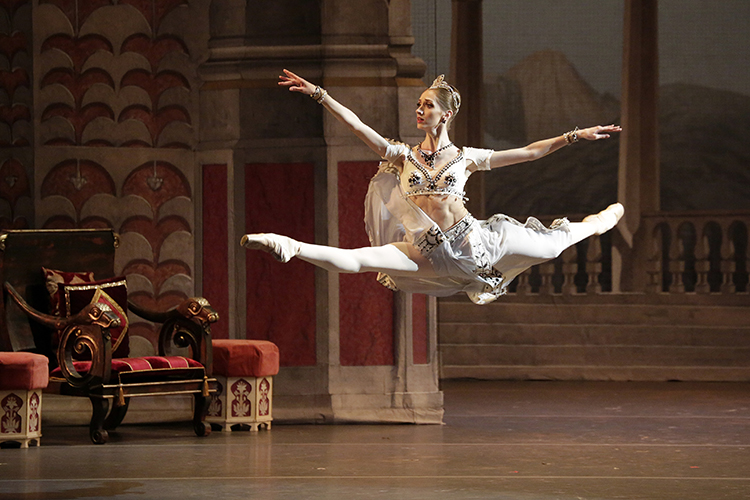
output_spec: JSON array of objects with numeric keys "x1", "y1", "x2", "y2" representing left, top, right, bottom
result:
[{"x1": 364, "y1": 164, "x2": 572, "y2": 305}]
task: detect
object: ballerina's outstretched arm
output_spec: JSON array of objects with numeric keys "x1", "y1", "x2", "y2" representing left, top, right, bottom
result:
[
  {"x1": 279, "y1": 69, "x2": 396, "y2": 163},
  {"x1": 486, "y1": 125, "x2": 622, "y2": 169}
]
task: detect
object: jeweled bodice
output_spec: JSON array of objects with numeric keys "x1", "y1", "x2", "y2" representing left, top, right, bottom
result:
[{"x1": 401, "y1": 148, "x2": 467, "y2": 200}]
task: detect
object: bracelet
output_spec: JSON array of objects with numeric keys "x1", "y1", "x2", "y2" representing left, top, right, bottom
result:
[
  {"x1": 310, "y1": 86, "x2": 327, "y2": 104},
  {"x1": 563, "y1": 126, "x2": 579, "y2": 144}
]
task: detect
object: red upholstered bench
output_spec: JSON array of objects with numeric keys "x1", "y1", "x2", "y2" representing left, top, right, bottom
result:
[
  {"x1": 0, "y1": 352, "x2": 49, "y2": 447},
  {"x1": 205, "y1": 340, "x2": 279, "y2": 431}
]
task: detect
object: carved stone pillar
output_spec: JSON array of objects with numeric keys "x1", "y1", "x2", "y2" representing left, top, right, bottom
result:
[
  {"x1": 199, "y1": 0, "x2": 442, "y2": 424},
  {"x1": 617, "y1": 0, "x2": 660, "y2": 291}
]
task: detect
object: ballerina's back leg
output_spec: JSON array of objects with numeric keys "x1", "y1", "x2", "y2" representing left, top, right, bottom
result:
[{"x1": 241, "y1": 234, "x2": 436, "y2": 277}]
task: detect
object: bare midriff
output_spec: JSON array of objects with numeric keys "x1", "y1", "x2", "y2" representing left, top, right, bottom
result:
[{"x1": 412, "y1": 194, "x2": 469, "y2": 231}]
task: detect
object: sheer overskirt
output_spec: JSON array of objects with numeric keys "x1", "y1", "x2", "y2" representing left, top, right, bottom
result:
[{"x1": 364, "y1": 163, "x2": 573, "y2": 305}]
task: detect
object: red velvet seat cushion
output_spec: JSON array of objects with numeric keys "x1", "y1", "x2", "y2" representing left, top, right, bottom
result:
[
  {"x1": 50, "y1": 356, "x2": 204, "y2": 380},
  {"x1": 212, "y1": 340, "x2": 280, "y2": 377},
  {"x1": 0, "y1": 352, "x2": 49, "y2": 390}
]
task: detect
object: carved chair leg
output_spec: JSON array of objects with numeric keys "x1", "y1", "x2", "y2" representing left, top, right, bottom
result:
[
  {"x1": 192, "y1": 394, "x2": 212, "y2": 437},
  {"x1": 104, "y1": 398, "x2": 130, "y2": 431},
  {"x1": 89, "y1": 397, "x2": 110, "y2": 444}
]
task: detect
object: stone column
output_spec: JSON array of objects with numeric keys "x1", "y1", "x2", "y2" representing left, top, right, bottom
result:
[
  {"x1": 617, "y1": 0, "x2": 660, "y2": 291},
  {"x1": 199, "y1": 0, "x2": 443, "y2": 424},
  {"x1": 450, "y1": 0, "x2": 484, "y2": 217}
]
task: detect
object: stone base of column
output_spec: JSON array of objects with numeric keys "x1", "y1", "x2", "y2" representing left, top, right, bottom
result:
[{"x1": 272, "y1": 366, "x2": 444, "y2": 424}]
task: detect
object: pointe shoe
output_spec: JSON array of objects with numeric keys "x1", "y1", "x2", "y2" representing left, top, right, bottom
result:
[
  {"x1": 582, "y1": 203, "x2": 624, "y2": 235},
  {"x1": 240, "y1": 233, "x2": 301, "y2": 263}
]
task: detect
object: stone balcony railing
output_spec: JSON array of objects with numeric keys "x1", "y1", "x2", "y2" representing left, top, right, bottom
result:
[
  {"x1": 644, "y1": 211, "x2": 749, "y2": 294},
  {"x1": 503, "y1": 211, "x2": 750, "y2": 296}
]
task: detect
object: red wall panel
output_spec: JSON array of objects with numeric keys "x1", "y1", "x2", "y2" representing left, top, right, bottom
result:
[
  {"x1": 202, "y1": 164, "x2": 229, "y2": 339},
  {"x1": 245, "y1": 163, "x2": 316, "y2": 366},
  {"x1": 412, "y1": 294, "x2": 428, "y2": 364},
  {"x1": 338, "y1": 161, "x2": 394, "y2": 366}
]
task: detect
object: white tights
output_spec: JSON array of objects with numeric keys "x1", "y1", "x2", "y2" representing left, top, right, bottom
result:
[
  {"x1": 297, "y1": 242, "x2": 420, "y2": 274},
  {"x1": 294, "y1": 220, "x2": 597, "y2": 278}
]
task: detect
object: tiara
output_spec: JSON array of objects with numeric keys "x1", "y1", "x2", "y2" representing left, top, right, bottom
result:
[{"x1": 429, "y1": 74, "x2": 461, "y2": 111}]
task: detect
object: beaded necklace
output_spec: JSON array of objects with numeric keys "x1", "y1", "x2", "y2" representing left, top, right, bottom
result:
[
  {"x1": 417, "y1": 142, "x2": 454, "y2": 169},
  {"x1": 407, "y1": 149, "x2": 464, "y2": 192}
]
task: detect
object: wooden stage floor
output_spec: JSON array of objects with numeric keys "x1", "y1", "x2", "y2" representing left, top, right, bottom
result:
[{"x1": 2, "y1": 380, "x2": 749, "y2": 499}]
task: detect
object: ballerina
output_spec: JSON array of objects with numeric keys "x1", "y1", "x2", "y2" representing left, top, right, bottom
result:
[{"x1": 241, "y1": 69, "x2": 623, "y2": 305}]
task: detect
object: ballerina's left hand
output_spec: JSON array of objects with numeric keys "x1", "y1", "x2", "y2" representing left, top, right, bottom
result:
[
  {"x1": 278, "y1": 69, "x2": 316, "y2": 96},
  {"x1": 579, "y1": 125, "x2": 622, "y2": 141}
]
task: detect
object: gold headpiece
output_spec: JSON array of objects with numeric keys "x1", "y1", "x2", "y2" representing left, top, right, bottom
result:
[{"x1": 429, "y1": 75, "x2": 461, "y2": 112}]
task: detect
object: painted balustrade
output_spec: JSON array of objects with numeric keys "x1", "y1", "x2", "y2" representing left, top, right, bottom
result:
[
  {"x1": 504, "y1": 212, "x2": 749, "y2": 296},
  {"x1": 645, "y1": 212, "x2": 749, "y2": 294}
]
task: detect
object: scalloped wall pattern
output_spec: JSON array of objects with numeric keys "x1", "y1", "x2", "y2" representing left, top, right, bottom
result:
[
  {"x1": 0, "y1": 0, "x2": 32, "y2": 231},
  {"x1": 39, "y1": 2, "x2": 193, "y2": 148},
  {"x1": 32, "y1": 1, "x2": 202, "y2": 349}
]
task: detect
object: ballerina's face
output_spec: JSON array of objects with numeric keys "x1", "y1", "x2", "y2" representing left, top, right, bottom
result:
[{"x1": 416, "y1": 89, "x2": 450, "y2": 130}]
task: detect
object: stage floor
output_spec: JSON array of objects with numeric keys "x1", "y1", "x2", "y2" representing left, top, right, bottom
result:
[{"x1": 2, "y1": 380, "x2": 749, "y2": 500}]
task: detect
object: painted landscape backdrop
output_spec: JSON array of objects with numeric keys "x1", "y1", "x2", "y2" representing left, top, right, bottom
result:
[{"x1": 482, "y1": 50, "x2": 750, "y2": 217}]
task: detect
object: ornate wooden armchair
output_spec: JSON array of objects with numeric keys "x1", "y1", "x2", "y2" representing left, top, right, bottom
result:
[{"x1": 0, "y1": 229, "x2": 218, "y2": 444}]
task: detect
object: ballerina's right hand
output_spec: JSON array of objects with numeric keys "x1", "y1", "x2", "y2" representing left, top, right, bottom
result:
[{"x1": 279, "y1": 69, "x2": 316, "y2": 96}]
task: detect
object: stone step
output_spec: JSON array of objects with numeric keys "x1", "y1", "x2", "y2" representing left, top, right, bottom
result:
[
  {"x1": 439, "y1": 292, "x2": 750, "y2": 306},
  {"x1": 439, "y1": 365, "x2": 750, "y2": 382},
  {"x1": 439, "y1": 323, "x2": 750, "y2": 347},
  {"x1": 436, "y1": 294, "x2": 750, "y2": 381},
  {"x1": 440, "y1": 344, "x2": 750, "y2": 368},
  {"x1": 439, "y1": 302, "x2": 750, "y2": 327}
]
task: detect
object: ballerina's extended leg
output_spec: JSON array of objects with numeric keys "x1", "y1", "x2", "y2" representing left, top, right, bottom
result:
[
  {"x1": 566, "y1": 202, "x2": 625, "y2": 248},
  {"x1": 499, "y1": 203, "x2": 626, "y2": 269},
  {"x1": 582, "y1": 202, "x2": 624, "y2": 235},
  {"x1": 241, "y1": 233, "x2": 422, "y2": 274},
  {"x1": 240, "y1": 233, "x2": 301, "y2": 263}
]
